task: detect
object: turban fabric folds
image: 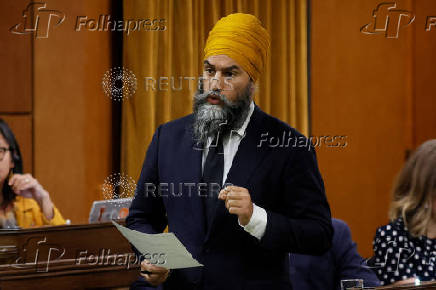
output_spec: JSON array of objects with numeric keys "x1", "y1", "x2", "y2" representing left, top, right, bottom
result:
[{"x1": 204, "y1": 13, "x2": 270, "y2": 83}]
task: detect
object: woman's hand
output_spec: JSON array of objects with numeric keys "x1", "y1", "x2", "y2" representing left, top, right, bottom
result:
[
  {"x1": 9, "y1": 173, "x2": 45, "y2": 200},
  {"x1": 8, "y1": 173, "x2": 54, "y2": 220},
  {"x1": 393, "y1": 278, "x2": 416, "y2": 285}
]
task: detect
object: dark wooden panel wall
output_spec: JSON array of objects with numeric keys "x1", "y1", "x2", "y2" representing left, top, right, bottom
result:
[
  {"x1": 311, "y1": 0, "x2": 436, "y2": 257},
  {"x1": 0, "y1": 0, "x2": 113, "y2": 224}
]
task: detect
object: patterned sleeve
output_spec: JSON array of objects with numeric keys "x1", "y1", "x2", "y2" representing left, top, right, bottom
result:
[{"x1": 372, "y1": 224, "x2": 416, "y2": 286}]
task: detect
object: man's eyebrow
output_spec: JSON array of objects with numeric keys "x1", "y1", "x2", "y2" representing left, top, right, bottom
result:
[
  {"x1": 203, "y1": 60, "x2": 214, "y2": 68},
  {"x1": 203, "y1": 61, "x2": 240, "y2": 71},
  {"x1": 222, "y1": 65, "x2": 240, "y2": 71}
]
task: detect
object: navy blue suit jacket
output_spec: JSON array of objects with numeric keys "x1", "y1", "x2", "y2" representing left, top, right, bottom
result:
[
  {"x1": 290, "y1": 219, "x2": 380, "y2": 290},
  {"x1": 127, "y1": 105, "x2": 333, "y2": 290}
]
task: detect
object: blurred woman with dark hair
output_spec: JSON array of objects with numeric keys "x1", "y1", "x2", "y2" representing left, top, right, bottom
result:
[
  {"x1": 0, "y1": 118, "x2": 65, "y2": 228},
  {"x1": 371, "y1": 139, "x2": 436, "y2": 285}
]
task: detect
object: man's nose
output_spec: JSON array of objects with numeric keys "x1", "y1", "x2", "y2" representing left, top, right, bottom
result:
[{"x1": 210, "y1": 72, "x2": 223, "y2": 91}]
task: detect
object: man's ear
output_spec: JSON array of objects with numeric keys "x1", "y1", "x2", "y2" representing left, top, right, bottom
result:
[
  {"x1": 198, "y1": 76, "x2": 204, "y2": 93},
  {"x1": 249, "y1": 80, "x2": 256, "y2": 96}
]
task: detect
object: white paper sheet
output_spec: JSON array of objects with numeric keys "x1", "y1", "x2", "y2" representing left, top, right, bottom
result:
[{"x1": 112, "y1": 221, "x2": 203, "y2": 270}]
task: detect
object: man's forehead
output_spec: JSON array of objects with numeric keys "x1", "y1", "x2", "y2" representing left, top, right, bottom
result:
[
  {"x1": 204, "y1": 55, "x2": 242, "y2": 70},
  {"x1": 0, "y1": 134, "x2": 7, "y2": 146}
]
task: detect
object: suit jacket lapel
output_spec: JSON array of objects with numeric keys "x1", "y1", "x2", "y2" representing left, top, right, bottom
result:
[
  {"x1": 224, "y1": 105, "x2": 269, "y2": 187},
  {"x1": 183, "y1": 121, "x2": 207, "y2": 239}
]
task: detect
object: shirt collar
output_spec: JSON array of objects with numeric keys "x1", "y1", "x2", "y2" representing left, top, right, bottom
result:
[{"x1": 234, "y1": 101, "x2": 255, "y2": 137}]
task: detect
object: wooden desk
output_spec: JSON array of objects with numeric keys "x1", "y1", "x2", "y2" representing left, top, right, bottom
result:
[
  {"x1": 348, "y1": 281, "x2": 436, "y2": 289},
  {"x1": 0, "y1": 222, "x2": 140, "y2": 290},
  {"x1": 376, "y1": 281, "x2": 436, "y2": 289}
]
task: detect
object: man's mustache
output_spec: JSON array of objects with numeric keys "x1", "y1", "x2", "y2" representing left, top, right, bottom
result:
[{"x1": 195, "y1": 90, "x2": 227, "y2": 103}]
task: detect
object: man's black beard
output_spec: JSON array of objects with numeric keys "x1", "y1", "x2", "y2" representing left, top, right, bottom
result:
[{"x1": 192, "y1": 84, "x2": 252, "y2": 146}]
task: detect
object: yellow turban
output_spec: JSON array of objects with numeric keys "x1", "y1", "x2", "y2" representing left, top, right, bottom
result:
[{"x1": 204, "y1": 13, "x2": 270, "y2": 83}]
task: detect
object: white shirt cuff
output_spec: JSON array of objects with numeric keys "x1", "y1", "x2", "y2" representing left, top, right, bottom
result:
[{"x1": 238, "y1": 203, "x2": 267, "y2": 240}]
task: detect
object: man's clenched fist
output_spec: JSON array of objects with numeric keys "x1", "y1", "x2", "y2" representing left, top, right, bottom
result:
[{"x1": 218, "y1": 185, "x2": 253, "y2": 225}]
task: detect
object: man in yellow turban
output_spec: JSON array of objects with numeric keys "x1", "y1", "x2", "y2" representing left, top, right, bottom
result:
[
  {"x1": 204, "y1": 13, "x2": 270, "y2": 83},
  {"x1": 130, "y1": 13, "x2": 332, "y2": 290}
]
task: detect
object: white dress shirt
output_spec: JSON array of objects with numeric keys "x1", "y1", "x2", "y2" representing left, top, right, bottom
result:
[{"x1": 201, "y1": 101, "x2": 267, "y2": 240}]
